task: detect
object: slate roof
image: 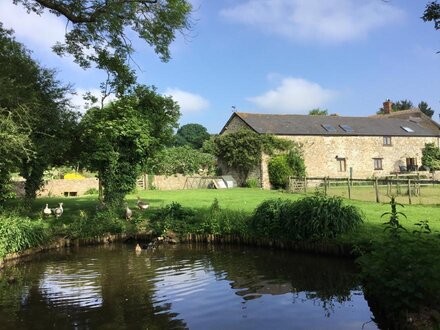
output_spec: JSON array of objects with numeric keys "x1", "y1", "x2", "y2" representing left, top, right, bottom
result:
[{"x1": 221, "y1": 111, "x2": 440, "y2": 137}]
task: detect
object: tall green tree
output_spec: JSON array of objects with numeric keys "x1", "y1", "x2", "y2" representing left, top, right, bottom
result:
[
  {"x1": 80, "y1": 85, "x2": 180, "y2": 206},
  {"x1": 14, "y1": 0, "x2": 192, "y2": 97},
  {"x1": 0, "y1": 24, "x2": 79, "y2": 202},
  {"x1": 174, "y1": 123, "x2": 210, "y2": 149},
  {"x1": 308, "y1": 108, "x2": 328, "y2": 116},
  {"x1": 418, "y1": 101, "x2": 435, "y2": 118},
  {"x1": 423, "y1": 2, "x2": 440, "y2": 29}
]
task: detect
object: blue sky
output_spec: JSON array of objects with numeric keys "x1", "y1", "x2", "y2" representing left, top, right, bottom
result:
[{"x1": 1, "y1": 0, "x2": 440, "y2": 133}]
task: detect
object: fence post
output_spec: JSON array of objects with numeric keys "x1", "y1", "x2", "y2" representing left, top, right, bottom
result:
[
  {"x1": 375, "y1": 178, "x2": 380, "y2": 203},
  {"x1": 347, "y1": 178, "x2": 351, "y2": 199},
  {"x1": 303, "y1": 177, "x2": 307, "y2": 194},
  {"x1": 408, "y1": 179, "x2": 412, "y2": 205}
]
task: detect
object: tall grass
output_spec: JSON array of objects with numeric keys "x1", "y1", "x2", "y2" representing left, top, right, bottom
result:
[
  {"x1": 251, "y1": 194, "x2": 364, "y2": 241},
  {"x1": 149, "y1": 199, "x2": 250, "y2": 237},
  {"x1": 0, "y1": 213, "x2": 47, "y2": 258}
]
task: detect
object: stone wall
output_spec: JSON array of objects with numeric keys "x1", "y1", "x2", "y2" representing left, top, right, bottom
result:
[
  {"x1": 13, "y1": 178, "x2": 99, "y2": 197},
  {"x1": 140, "y1": 174, "x2": 223, "y2": 190},
  {"x1": 278, "y1": 135, "x2": 438, "y2": 179}
]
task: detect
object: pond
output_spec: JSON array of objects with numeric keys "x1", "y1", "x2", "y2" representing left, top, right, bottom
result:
[{"x1": 0, "y1": 243, "x2": 378, "y2": 329}]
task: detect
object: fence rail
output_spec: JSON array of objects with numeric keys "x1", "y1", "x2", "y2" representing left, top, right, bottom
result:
[{"x1": 288, "y1": 176, "x2": 440, "y2": 205}]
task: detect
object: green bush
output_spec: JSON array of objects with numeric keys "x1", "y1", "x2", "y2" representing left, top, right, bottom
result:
[
  {"x1": 198, "y1": 199, "x2": 249, "y2": 235},
  {"x1": 251, "y1": 194, "x2": 364, "y2": 240},
  {"x1": 0, "y1": 213, "x2": 47, "y2": 258},
  {"x1": 84, "y1": 188, "x2": 99, "y2": 195},
  {"x1": 268, "y1": 155, "x2": 292, "y2": 189},
  {"x1": 149, "y1": 200, "x2": 250, "y2": 236},
  {"x1": 268, "y1": 150, "x2": 306, "y2": 189},
  {"x1": 244, "y1": 178, "x2": 260, "y2": 188},
  {"x1": 357, "y1": 235, "x2": 440, "y2": 321},
  {"x1": 70, "y1": 209, "x2": 126, "y2": 238},
  {"x1": 290, "y1": 194, "x2": 364, "y2": 240}
]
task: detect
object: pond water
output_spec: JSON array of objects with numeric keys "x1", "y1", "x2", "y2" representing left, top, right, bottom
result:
[{"x1": 0, "y1": 243, "x2": 378, "y2": 329}]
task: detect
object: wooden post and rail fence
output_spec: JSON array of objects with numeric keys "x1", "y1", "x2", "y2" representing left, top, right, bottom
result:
[{"x1": 288, "y1": 176, "x2": 439, "y2": 205}]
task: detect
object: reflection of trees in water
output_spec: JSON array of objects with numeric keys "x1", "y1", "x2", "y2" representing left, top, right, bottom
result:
[
  {"x1": 0, "y1": 244, "x2": 188, "y2": 329},
  {"x1": 0, "y1": 243, "x2": 363, "y2": 328},
  {"x1": 164, "y1": 243, "x2": 359, "y2": 318}
]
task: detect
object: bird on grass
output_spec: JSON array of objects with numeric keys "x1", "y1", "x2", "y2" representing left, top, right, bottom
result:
[
  {"x1": 53, "y1": 203, "x2": 63, "y2": 218},
  {"x1": 125, "y1": 203, "x2": 133, "y2": 220},
  {"x1": 137, "y1": 196, "x2": 149, "y2": 210},
  {"x1": 43, "y1": 204, "x2": 52, "y2": 217}
]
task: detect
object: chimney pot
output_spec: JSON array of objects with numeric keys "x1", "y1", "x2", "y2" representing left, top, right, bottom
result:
[{"x1": 383, "y1": 100, "x2": 393, "y2": 114}]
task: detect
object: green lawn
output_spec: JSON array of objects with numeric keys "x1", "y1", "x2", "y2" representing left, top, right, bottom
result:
[{"x1": 23, "y1": 188, "x2": 440, "y2": 244}]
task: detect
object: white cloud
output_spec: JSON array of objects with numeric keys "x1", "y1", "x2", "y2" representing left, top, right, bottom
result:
[
  {"x1": 220, "y1": 0, "x2": 404, "y2": 43},
  {"x1": 247, "y1": 77, "x2": 336, "y2": 113},
  {"x1": 163, "y1": 88, "x2": 209, "y2": 113},
  {"x1": 70, "y1": 88, "x2": 117, "y2": 113},
  {"x1": 0, "y1": 2, "x2": 66, "y2": 50}
]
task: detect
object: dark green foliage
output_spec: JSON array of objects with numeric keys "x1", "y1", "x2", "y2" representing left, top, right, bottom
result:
[
  {"x1": 251, "y1": 194, "x2": 364, "y2": 240},
  {"x1": 422, "y1": 142, "x2": 440, "y2": 170},
  {"x1": 268, "y1": 149, "x2": 306, "y2": 189},
  {"x1": 308, "y1": 108, "x2": 328, "y2": 115},
  {"x1": 214, "y1": 129, "x2": 294, "y2": 185},
  {"x1": 150, "y1": 200, "x2": 249, "y2": 236},
  {"x1": 70, "y1": 209, "x2": 125, "y2": 238},
  {"x1": 145, "y1": 146, "x2": 216, "y2": 175},
  {"x1": 0, "y1": 25, "x2": 79, "y2": 203},
  {"x1": 0, "y1": 213, "x2": 47, "y2": 258},
  {"x1": 358, "y1": 197, "x2": 440, "y2": 325},
  {"x1": 268, "y1": 156, "x2": 292, "y2": 189},
  {"x1": 174, "y1": 123, "x2": 210, "y2": 149},
  {"x1": 423, "y1": 1, "x2": 440, "y2": 30},
  {"x1": 80, "y1": 85, "x2": 180, "y2": 206},
  {"x1": 16, "y1": 0, "x2": 192, "y2": 96},
  {"x1": 418, "y1": 101, "x2": 434, "y2": 118},
  {"x1": 358, "y1": 236, "x2": 440, "y2": 321}
]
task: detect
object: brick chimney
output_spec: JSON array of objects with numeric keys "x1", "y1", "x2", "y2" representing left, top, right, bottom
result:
[{"x1": 383, "y1": 99, "x2": 393, "y2": 114}]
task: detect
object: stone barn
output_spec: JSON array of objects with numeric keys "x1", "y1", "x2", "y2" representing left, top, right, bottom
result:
[{"x1": 219, "y1": 102, "x2": 440, "y2": 188}]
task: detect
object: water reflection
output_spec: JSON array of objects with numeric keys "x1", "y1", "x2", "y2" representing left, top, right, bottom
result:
[
  {"x1": 0, "y1": 243, "x2": 377, "y2": 329},
  {"x1": 39, "y1": 265, "x2": 102, "y2": 308}
]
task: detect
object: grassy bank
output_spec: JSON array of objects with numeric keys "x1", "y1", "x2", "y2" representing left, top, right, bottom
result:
[{"x1": 10, "y1": 188, "x2": 440, "y2": 244}]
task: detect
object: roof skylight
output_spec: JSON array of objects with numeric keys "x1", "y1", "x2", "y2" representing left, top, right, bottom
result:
[
  {"x1": 339, "y1": 125, "x2": 354, "y2": 132},
  {"x1": 322, "y1": 124, "x2": 337, "y2": 132},
  {"x1": 401, "y1": 126, "x2": 415, "y2": 133}
]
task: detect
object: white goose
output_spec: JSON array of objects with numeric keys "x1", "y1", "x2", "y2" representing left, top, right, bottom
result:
[
  {"x1": 125, "y1": 204, "x2": 133, "y2": 220},
  {"x1": 53, "y1": 203, "x2": 63, "y2": 218},
  {"x1": 137, "y1": 196, "x2": 149, "y2": 210},
  {"x1": 43, "y1": 204, "x2": 52, "y2": 217}
]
